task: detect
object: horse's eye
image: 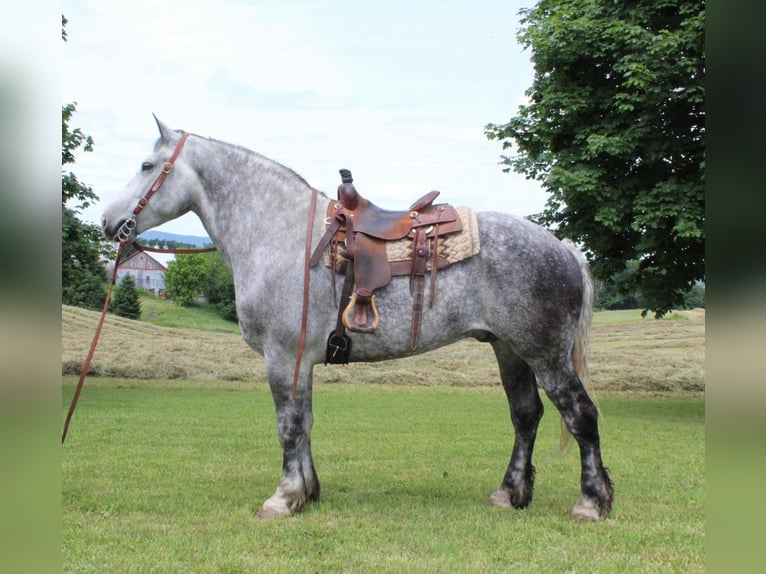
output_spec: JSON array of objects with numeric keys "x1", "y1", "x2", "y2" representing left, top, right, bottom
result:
[{"x1": 141, "y1": 162, "x2": 154, "y2": 172}]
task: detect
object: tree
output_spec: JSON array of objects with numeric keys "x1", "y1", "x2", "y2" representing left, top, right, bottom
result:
[
  {"x1": 110, "y1": 274, "x2": 141, "y2": 319},
  {"x1": 486, "y1": 0, "x2": 705, "y2": 317},
  {"x1": 163, "y1": 254, "x2": 209, "y2": 306},
  {"x1": 62, "y1": 101, "x2": 109, "y2": 309},
  {"x1": 203, "y1": 251, "x2": 237, "y2": 321},
  {"x1": 594, "y1": 261, "x2": 641, "y2": 310},
  {"x1": 159, "y1": 249, "x2": 237, "y2": 320},
  {"x1": 683, "y1": 281, "x2": 705, "y2": 309}
]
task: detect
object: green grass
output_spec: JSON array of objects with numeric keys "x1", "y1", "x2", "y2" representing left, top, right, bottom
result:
[
  {"x1": 62, "y1": 379, "x2": 704, "y2": 573},
  {"x1": 137, "y1": 292, "x2": 240, "y2": 334}
]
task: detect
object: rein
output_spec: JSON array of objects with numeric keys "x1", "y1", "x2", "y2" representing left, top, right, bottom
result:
[
  {"x1": 290, "y1": 187, "x2": 318, "y2": 400},
  {"x1": 62, "y1": 132, "x2": 215, "y2": 444}
]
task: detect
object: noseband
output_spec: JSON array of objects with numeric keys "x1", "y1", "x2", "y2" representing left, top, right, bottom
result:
[{"x1": 117, "y1": 132, "x2": 191, "y2": 241}]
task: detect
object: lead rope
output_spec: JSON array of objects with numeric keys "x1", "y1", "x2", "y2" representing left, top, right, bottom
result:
[
  {"x1": 61, "y1": 237, "x2": 220, "y2": 444},
  {"x1": 290, "y1": 188, "x2": 319, "y2": 400},
  {"x1": 62, "y1": 238, "x2": 127, "y2": 444}
]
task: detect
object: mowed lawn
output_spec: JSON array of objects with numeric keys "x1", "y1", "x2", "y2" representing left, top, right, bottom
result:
[
  {"x1": 62, "y1": 381, "x2": 704, "y2": 573},
  {"x1": 62, "y1": 304, "x2": 704, "y2": 572}
]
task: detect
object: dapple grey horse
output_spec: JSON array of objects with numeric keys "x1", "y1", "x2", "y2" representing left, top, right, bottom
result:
[{"x1": 102, "y1": 118, "x2": 613, "y2": 521}]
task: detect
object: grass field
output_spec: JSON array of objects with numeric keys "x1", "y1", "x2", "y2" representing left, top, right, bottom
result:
[
  {"x1": 62, "y1": 302, "x2": 704, "y2": 572},
  {"x1": 62, "y1": 382, "x2": 703, "y2": 573},
  {"x1": 137, "y1": 293, "x2": 241, "y2": 334}
]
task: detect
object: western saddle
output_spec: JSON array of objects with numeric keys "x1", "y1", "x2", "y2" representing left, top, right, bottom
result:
[{"x1": 309, "y1": 169, "x2": 463, "y2": 363}]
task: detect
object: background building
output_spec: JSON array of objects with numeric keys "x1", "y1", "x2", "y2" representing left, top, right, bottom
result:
[{"x1": 106, "y1": 249, "x2": 174, "y2": 298}]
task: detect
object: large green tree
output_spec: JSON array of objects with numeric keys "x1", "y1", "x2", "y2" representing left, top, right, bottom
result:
[
  {"x1": 164, "y1": 253, "x2": 209, "y2": 306},
  {"x1": 203, "y1": 251, "x2": 237, "y2": 321},
  {"x1": 486, "y1": 0, "x2": 704, "y2": 316},
  {"x1": 161, "y1": 250, "x2": 237, "y2": 319}
]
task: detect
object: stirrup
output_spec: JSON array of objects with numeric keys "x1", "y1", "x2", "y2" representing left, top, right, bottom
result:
[{"x1": 342, "y1": 290, "x2": 379, "y2": 334}]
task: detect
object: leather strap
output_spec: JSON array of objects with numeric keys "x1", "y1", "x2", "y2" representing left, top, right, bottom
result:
[
  {"x1": 290, "y1": 188, "x2": 319, "y2": 399},
  {"x1": 62, "y1": 239, "x2": 127, "y2": 443},
  {"x1": 133, "y1": 132, "x2": 190, "y2": 217},
  {"x1": 335, "y1": 260, "x2": 355, "y2": 338},
  {"x1": 325, "y1": 259, "x2": 354, "y2": 364},
  {"x1": 409, "y1": 228, "x2": 429, "y2": 350},
  {"x1": 428, "y1": 224, "x2": 440, "y2": 307},
  {"x1": 309, "y1": 214, "x2": 341, "y2": 267},
  {"x1": 133, "y1": 242, "x2": 217, "y2": 255}
]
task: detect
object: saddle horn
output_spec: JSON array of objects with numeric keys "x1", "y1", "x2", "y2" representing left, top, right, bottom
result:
[{"x1": 337, "y1": 168, "x2": 359, "y2": 210}]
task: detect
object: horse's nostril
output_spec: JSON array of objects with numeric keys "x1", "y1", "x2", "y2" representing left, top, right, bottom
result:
[{"x1": 101, "y1": 218, "x2": 122, "y2": 240}]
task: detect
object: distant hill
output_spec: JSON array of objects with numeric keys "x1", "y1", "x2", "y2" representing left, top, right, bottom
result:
[{"x1": 138, "y1": 230, "x2": 213, "y2": 247}]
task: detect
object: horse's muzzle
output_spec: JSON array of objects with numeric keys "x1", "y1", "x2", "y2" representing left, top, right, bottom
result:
[{"x1": 102, "y1": 216, "x2": 135, "y2": 242}]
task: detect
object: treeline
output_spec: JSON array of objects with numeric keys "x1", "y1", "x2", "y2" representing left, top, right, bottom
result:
[
  {"x1": 139, "y1": 238, "x2": 209, "y2": 251},
  {"x1": 594, "y1": 260, "x2": 704, "y2": 312}
]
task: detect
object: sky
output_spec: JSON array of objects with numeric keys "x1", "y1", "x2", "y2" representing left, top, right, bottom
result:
[{"x1": 62, "y1": 0, "x2": 546, "y2": 238}]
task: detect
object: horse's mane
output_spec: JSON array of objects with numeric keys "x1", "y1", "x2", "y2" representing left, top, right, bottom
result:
[
  {"x1": 197, "y1": 133, "x2": 315, "y2": 190},
  {"x1": 151, "y1": 129, "x2": 317, "y2": 192}
]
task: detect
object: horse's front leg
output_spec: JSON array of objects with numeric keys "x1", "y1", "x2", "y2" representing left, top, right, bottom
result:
[{"x1": 258, "y1": 364, "x2": 320, "y2": 519}]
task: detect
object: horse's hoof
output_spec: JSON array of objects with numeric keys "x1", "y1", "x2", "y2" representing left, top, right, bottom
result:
[
  {"x1": 571, "y1": 496, "x2": 603, "y2": 521},
  {"x1": 257, "y1": 496, "x2": 293, "y2": 519},
  {"x1": 486, "y1": 488, "x2": 513, "y2": 509},
  {"x1": 571, "y1": 507, "x2": 601, "y2": 521},
  {"x1": 257, "y1": 506, "x2": 288, "y2": 519}
]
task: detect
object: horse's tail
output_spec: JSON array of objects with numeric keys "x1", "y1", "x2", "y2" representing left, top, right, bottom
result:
[{"x1": 559, "y1": 240, "x2": 599, "y2": 454}]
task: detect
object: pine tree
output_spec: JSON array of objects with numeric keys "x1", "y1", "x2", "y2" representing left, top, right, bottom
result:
[{"x1": 110, "y1": 274, "x2": 141, "y2": 320}]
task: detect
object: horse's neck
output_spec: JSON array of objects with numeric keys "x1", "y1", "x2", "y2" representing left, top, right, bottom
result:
[{"x1": 191, "y1": 139, "x2": 316, "y2": 262}]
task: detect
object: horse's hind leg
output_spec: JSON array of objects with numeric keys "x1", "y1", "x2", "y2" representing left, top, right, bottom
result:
[
  {"x1": 536, "y1": 359, "x2": 613, "y2": 520},
  {"x1": 487, "y1": 341, "x2": 544, "y2": 510}
]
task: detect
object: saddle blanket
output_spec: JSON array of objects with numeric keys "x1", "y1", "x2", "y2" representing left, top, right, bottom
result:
[{"x1": 324, "y1": 206, "x2": 481, "y2": 269}]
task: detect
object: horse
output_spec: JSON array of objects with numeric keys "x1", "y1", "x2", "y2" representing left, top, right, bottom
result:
[{"x1": 101, "y1": 117, "x2": 613, "y2": 521}]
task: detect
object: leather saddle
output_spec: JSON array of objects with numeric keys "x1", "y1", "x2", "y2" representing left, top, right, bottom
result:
[{"x1": 310, "y1": 169, "x2": 463, "y2": 361}]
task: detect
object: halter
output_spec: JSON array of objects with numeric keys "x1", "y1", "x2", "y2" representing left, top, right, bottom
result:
[{"x1": 116, "y1": 131, "x2": 191, "y2": 242}]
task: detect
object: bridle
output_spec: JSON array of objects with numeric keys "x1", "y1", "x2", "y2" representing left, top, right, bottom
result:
[
  {"x1": 116, "y1": 131, "x2": 191, "y2": 242},
  {"x1": 62, "y1": 131, "x2": 214, "y2": 443}
]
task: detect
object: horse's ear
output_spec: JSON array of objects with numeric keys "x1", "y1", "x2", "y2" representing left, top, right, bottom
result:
[{"x1": 153, "y1": 114, "x2": 178, "y2": 143}]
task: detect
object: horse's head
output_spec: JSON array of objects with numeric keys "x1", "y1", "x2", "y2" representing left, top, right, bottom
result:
[{"x1": 102, "y1": 116, "x2": 199, "y2": 241}]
